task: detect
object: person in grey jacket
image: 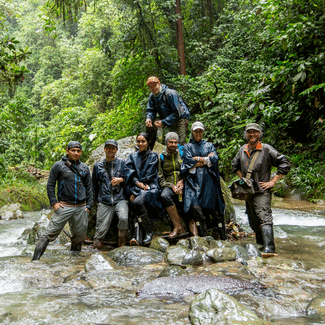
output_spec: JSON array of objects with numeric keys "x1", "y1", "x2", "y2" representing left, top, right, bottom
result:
[
  {"x1": 145, "y1": 76, "x2": 190, "y2": 149},
  {"x1": 32, "y1": 141, "x2": 93, "y2": 260},
  {"x1": 232, "y1": 123, "x2": 291, "y2": 255},
  {"x1": 92, "y1": 140, "x2": 128, "y2": 249}
]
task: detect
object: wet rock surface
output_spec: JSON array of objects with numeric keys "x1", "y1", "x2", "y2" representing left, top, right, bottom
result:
[
  {"x1": 0, "y1": 203, "x2": 23, "y2": 220},
  {"x1": 108, "y1": 246, "x2": 165, "y2": 266},
  {"x1": 189, "y1": 288, "x2": 268, "y2": 325}
]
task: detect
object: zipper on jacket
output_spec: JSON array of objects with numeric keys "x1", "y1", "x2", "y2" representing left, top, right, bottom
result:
[{"x1": 111, "y1": 163, "x2": 114, "y2": 205}]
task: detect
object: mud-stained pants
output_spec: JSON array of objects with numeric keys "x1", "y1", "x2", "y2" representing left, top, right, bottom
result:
[{"x1": 245, "y1": 191, "x2": 273, "y2": 235}]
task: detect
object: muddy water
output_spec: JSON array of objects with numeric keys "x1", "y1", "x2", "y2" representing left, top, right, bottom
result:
[{"x1": 0, "y1": 205, "x2": 325, "y2": 324}]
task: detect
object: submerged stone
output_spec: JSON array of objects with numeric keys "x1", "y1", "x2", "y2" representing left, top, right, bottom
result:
[
  {"x1": 306, "y1": 292, "x2": 325, "y2": 321},
  {"x1": 245, "y1": 244, "x2": 262, "y2": 258},
  {"x1": 189, "y1": 288, "x2": 267, "y2": 325},
  {"x1": 137, "y1": 275, "x2": 265, "y2": 299},
  {"x1": 108, "y1": 246, "x2": 164, "y2": 266},
  {"x1": 85, "y1": 253, "x2": 118, "y2": 272}
]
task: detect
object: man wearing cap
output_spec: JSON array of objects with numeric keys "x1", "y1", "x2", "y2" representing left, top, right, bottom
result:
[
  {"x1": 232, "y1": 123, "x2": 291, "y2": 255},
  {"x1": 158, "y1": 132, "x2": 184, "y2": 239},
  {"x1": 181, "y1": 122, "x2": 226, "y2": 239},
  {"x1": 32, "y1": 141, "x2": 93, "y2": 260},
  {"x1": 145, "y1": 76, "x2": 190, "y2": 150},
  {"x1": 92, "y1": 140, "x2": 129, "y2": 248}
]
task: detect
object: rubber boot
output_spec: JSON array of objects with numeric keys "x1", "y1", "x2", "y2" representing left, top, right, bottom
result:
[
  {"x1": 216, "y1": 220, "x2": 226, "y2": 240},
  {"x1": 130, "y1": 218, "x2": 142, "y2": 246},
  {"x1": 166, "y1": 204, "x2": 183, "y2": 239},
  {"x1": 31, "y1": 236, "x2": 49, "y2": 261},
  {"x1": 192, "y1": 205, "x2": 207, "y2": 237},
  {"x1": 71, "y1": 241, "x2": 83, "y2": 255},
  {"x1": 189, "y1": 219, "x2": 199, "y2": 237},
  {"x1": 261, "y1": 224, "x2": 276, "y2": 255},
  {"x1": 255, "y1": 231, "x2": 263, "y2": 245},
  {"x1": 139, "y1": 213, "x2": 153, "y2": 245},
  {"x1": 196, "y1": 220, "x2": 207, "y2": 237},
  {"x1": 118, "y1": 229, "x2": 128, "y2": 247}
]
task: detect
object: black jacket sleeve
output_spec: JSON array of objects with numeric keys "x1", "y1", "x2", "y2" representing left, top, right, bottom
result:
[{"x1": 47, "y1": 162, "x2": 60, "y2": 206}]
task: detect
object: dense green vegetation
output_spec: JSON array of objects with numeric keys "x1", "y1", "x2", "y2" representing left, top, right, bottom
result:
[{"x1": 0, "y1": 0, "x2": 324, "y2": 202}]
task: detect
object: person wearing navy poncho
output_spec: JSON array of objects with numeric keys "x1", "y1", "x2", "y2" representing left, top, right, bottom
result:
[
  {"x1": 125, "y1": 133, "x2": 163, "y2": 246},
  {"x1": 180, "y1": 122, "x2": 226, "y2": 239}
]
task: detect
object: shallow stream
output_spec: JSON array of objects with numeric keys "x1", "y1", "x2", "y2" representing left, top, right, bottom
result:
[{"x1": 1, "y1": 204, "x2": 325, "y2": 324}]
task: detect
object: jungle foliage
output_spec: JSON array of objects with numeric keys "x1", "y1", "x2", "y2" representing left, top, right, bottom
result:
[{"x1": 0, "y1": 0, "x2": 324, "y2": 201}]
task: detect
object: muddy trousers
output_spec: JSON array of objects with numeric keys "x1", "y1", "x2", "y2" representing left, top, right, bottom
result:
[
  {"x1": 94, "y1": 201, "x2": 129, "y2": 240},
  {"x1": 246, "y1": 191, "x2": 273, "y2": 245},
  {"x1": 44, "y1": 205, "x2": 89, "y2": 247},
  {"x1": 146, "y1": 118, "x2": 189, "y2": 150}
]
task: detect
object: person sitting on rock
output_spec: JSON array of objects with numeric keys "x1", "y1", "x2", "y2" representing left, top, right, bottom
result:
[
  {"x1": 32, "y1": 141, "x2": 93, "y2": 260},
  {"x1": 92, "y1": 139, "x2": 129, "y2": 249},
  {"x1": 158, "y1": 132, "x2": 184, "y2": 239},
  {"x1": 125, "y1": 132, "x2": 163, "y2": 246},
  {"x1": 180, "y1": 122, "x2": 226, "y2": 239}
]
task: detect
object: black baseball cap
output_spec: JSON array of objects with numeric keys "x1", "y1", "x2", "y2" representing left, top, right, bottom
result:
[
  {"x1": 105, "y1": 140, "x2": 118, "y2": 148},
  {"x1": 67, "y1": 141, "x2": 82, "y2": 150}
]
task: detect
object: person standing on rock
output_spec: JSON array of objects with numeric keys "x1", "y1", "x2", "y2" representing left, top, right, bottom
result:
[
  {"x1": 232, "y1": 123, "x2": 291, "y2": 256},
  {"x1": 180, "y1": 122, "x2": 226, "y2": 239},
  {"x1": 145, "y1": 76, "x2": 190, "y2": 150},
  {"x1": 92, "y1": 140, "x2": 129, "y2": 249},
  {"x1": 32, "y1": 141, "x2": 93, "y2": 260},
  {"x1": 158, "y1": 132, "x2": 184, "y2": 239},
  {"x1": 125, "y1": 132, "x2": 163, "y2": 246}
]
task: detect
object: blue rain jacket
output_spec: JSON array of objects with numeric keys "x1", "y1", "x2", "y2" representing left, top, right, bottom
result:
[
  {"x1": 146, "y1": 84, "x2": 190, "y2": 127},
  {"x1": 125, "y1": 150, "x2": 163, "y2": 216},
  {"x1": 180, "y1": 139, "x2": 225, "y2": 215}
]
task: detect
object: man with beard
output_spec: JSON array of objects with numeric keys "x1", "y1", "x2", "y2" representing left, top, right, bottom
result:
[
  {"x1": 158, "y1": 132, "x2": 184, "y2": 239},
  {"x1": 232, "y1": 123, "x2": 291, "y2": 255}
]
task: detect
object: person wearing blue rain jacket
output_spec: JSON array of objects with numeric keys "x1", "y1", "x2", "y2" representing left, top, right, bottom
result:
[
  {"x1": 145, "y1": 76, "x2": 190, "y2": 150},
  {"x1": 180, "y1": 122, "x2": 226, "y2": 239},
  {"x1": 125, "y1": 132, "x2": 163, "y2": 246}
]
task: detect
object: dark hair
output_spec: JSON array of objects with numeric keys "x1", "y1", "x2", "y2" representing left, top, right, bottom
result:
[{"x1": 136, "y1": 132, "x2": 150, "y2": 143}]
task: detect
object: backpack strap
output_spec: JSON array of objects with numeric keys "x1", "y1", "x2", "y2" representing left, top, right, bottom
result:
[{"x1": 246, "y1": 151, "x2": 260, "y2": 179}]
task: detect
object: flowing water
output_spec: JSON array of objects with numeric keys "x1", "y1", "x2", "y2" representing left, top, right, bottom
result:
[{"x1": 0, "y1": 204, "x2": 325, "y2": 324}]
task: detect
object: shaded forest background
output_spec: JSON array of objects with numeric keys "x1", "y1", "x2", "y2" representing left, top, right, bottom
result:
[{"x1": 0, "y1": 0, "x2": 324, "y2": 201}]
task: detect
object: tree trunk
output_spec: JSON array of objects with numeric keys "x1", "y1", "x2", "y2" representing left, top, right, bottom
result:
[{"x1": 176, "y1": 0, "x2": 186, "y2": 75}]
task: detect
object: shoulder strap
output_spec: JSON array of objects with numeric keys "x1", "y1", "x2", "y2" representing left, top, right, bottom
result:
[
  {"x1": 246, "y1": 151, "x2": 260, "y2": 179},
  {"x1": 64, "y1": 160, "x2": 87, "y2": 186}
]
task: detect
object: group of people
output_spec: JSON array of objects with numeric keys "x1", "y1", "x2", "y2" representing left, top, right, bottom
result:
[{"x1": 32, "y1": 76, "x2": 290, "y2": 261}]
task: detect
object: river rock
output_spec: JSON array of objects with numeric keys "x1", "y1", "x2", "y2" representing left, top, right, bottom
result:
[
  {"x1": 108, "y1": 246, "x2": 164, "y2": 266},
  {"x1": 165, "y1": 245, "x2": 190, "y2": 265},
  {"x1": 189, "y1": 288, "x2": 267, "y2": 325},
  {"x1": 245, "y1": 243, "x2": 262, "y2": 257},
  {"x1": 306, "y1": 292, "x2": 325, "y2": 321},
  {"x1": 158, "y1": 265, "x2": 186, "y2": 277},
  {"x1": 177, "y1": 238, "x2": 191, "y2": 248},
  {"x1": 85, "y1": 253, "x2": 118, "y2": 272},
  {"x1": 232, "y1": 245, "x2": 250, "y2": 262},
  {"x1": 207, "y1": 247, "x2": 236, "y2": 263},
  {"x1": 182, "y1": 249, "x2": 204, "y2": 266},
  {"x1": 189, "y1": 237, "x2": 209, "y2": 251},
  {"x1": 149, "y1": 236, "x2": 170, "y2": 252},
  {"x1": 0, "y1": 203, "x2": 23, "y2": 220},
  {"x1": 209, "y1": 239, "x2": 226, "y2": 249}
]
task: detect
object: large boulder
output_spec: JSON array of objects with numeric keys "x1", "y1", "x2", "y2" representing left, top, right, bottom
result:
[
  {"x1": 189, "y1": 288, "x2": 268, "y2": 325},
  {"x1": 0, "y1": 203, "x2": 23, "y2": 220},
  {"x1": 306, "y1": 292, "x2": 325, "y2": 322}
]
